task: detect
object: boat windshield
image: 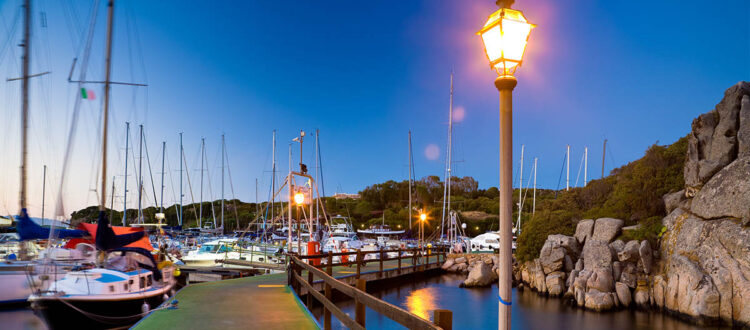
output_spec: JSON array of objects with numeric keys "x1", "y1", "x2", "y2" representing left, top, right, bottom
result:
[{"x1": 199, "y1": 244, "x2": 230, "y2": 253}]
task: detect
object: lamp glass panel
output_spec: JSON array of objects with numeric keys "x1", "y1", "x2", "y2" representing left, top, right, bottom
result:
[
  {"x1": 500, "y1": 18, "x2": 531, "y2": 62},
  {"x1": 481, "y1": 25, "x2": 503, "y2": 63}
]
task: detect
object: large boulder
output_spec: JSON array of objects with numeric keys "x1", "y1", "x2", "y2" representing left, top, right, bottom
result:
[
  {"x1": 634, "y1": 281, "x2": 651, "y2": 308},
  {"x1": 739, "y1": 95, "x2": 750, "y2": 158},
  {"x1": 441, "y1": 258, "x2": 455, "y2": 270},
  {"x1": 574, "y1": 219, "x2": 595, "y2": 244},
  {"x1": 663, "y1": 190, "x2": 687, "y2": 214},
  {"x1": 539, "y1": 235, "x2": 579, "y2": 274},
  {"x1": 638, "y1": 240, "x2": 654, "y2": 275},
  {"x1": 582, "y1": 239, "x2": 613, "y2": 270},
  {"x1": 546, "y1": 272, "x2": 566, "y2": 297},
  {"x1": 586, "y1": 268, "x2": 614, "y2": 293},
  {"x1": 584, "y1": 289, "x2": 615, "y2": 311},
  {"x1": 685, "y1": 82, "x2": 750, "y2": 187},
  {"x1": 591, "y1": 218, "x2": 624, "y2": 243},
  {"x1": 618, "y1": 240, "x2": 640, "y2": 263},
  {"x1": 615, "y1": 282, "x2": 632, "y2": 307},
  {"x1": 462, "y1": 261, "x2": 496, "y2": 287},
  {"x1": 691, "y1": 157, "x2": 750, "y2": 222}
]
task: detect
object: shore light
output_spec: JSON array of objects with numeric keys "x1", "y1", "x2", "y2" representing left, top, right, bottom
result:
[
  {"x1": 477, "y1": 1, "x2": 535, "y2": 329},
  {"x1": 419, "y1": 213, "x2": 427, "y2": 221},
  {"x1": 477, "y1": 0, "x2": 534, "y2": 77},
  {"x1": 294, "y1": 192, "x2": 305, "y2": 205}
]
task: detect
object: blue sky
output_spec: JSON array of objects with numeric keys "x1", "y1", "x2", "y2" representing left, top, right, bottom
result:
[{"x1": 0, "y1": 0, "x2": 748, "y2": 217}]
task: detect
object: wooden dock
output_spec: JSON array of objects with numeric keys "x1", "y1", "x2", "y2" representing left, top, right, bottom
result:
[{"x1": 134, "y1": 248, "x2": 448, "y2": 330}]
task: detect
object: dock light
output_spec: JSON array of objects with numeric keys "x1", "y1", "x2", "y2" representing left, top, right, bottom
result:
[
  {"x1": 419, "y1": 213, "x2": 427, "y2": 221},
  {"x1": 155, "y1": 213, "x2": 165, "y2": 221},
  {"x1": 477, "y1": 0, "x2": 534, "y2": 77},
  {"x1": 477, "y1": 1, "x2": 535, "y2": 329},
  {"x1": 293, "y1": 192, "x2": 305, "y2": 205}
]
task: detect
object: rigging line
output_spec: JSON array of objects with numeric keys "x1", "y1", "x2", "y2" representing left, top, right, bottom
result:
[
  {"x1": 574, "y1": 151, "x2": 585, "y2": 187},
  {"x1": 142, "y1": 132, "x2": 159, "y2": 207},
  {"x1": 555, "y1": 150, "x2": 566, "y2": 199},
  {"x1": 0, "y1": 5, "x2": 21, "y2": 67},
  {"x1": 223, "y1": 140, "x2": 240, "y2": 228},
  {"x1": 181, "y1": 146, "x2": 199, "y2": 224},
  {"x1": 317, "y1": 132, "x2": 325, "y2": 197},
  {"x1": 54, "y1": 0, "x2": 100, "y2": 217},
  {"x1": 203, "y1": 145, "x2": 217, "y2": 227}
]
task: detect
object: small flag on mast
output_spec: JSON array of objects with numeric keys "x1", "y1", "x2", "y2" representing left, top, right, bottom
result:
[{"x1": 81, "y1": 88, "x2": 96, "y2": 100}]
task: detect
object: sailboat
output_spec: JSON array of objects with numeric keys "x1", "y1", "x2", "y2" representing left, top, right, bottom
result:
[{"x1": 28, "y1": 1, "x2": 176, "y2": 328}]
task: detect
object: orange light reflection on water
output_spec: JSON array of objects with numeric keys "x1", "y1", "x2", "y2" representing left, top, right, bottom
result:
[{"x1": 404, "y1": 287, "x2": 439, "y2": 320}]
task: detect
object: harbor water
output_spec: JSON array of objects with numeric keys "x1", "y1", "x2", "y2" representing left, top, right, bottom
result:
[{"x1": 311, "y1": 273, "x2": 728, "y2": 330}]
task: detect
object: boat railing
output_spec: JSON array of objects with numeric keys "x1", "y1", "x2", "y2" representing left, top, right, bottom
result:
[{"x1": 287, "y1": 246, "x2": 451, "y2": 330}]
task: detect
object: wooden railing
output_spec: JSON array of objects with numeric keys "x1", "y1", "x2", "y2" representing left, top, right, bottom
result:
[
  {"x1": 288, "y1": 247, "x2": 451, "y2": 330},
  {"x1": 297, "y1": 246, "x2": 447, "y2": 279}
]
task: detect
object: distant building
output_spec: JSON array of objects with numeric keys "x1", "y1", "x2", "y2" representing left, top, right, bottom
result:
[{"x1": 332, "y1": 193, "x2": 360, "y2": 200}]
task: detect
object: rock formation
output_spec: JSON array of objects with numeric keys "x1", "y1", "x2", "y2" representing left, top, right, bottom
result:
[{"x1": 503, "y1": 82, "x2": 750, "y2": 328}]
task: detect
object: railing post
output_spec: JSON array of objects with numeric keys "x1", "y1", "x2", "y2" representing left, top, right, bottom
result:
[
  {"x1": 355, "y1": 279, "x2": 366, "y2": 327},
  {"x1": 433, "y1": 309, "x2": 453, "y2": 330},
  {"x1": 412, "y1": 248, "x2": 417, "y2": 271},
  {"x1": 324, "y1": 251, "x2": 333, "y2": 330},
  {"x1": 379, "y1": 248, "x2": 384, "y2": 279},
  {"x1": 307, "y1": 267, "x2": 313, "y2": 308},
  {"x1": 397, "y1": 248, "x2": 402, "y2": 275},
  {"x1": 356, "y1": 249, "x2": 362, "y2": 280}
]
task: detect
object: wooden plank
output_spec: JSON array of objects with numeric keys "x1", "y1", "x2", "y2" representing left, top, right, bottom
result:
[
  {"x1": 293, "y1": 272, "x2": 364, "y2": 330},
  {"x1": 291, "y1": 256, "x2": 440, "y2": 330},
  {"x1": 355, "y1": 279, "x2": 366, "y2": 327}
]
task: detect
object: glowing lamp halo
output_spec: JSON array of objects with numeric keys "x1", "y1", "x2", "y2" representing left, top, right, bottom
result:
[
  {"x1": 293, "y1": 192, "x2": 306, "y2": 205},
  {"x1": 419, "y1": 213, "x2": 427, "y2": 221},
  {"x1": 477, "y1": 7, "x2": 535, "y2": 77}
]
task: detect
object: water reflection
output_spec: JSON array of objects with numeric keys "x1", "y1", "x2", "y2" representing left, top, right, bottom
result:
[
  {"x1": 311, "y1": 273, "x2": 728, "y2": 330},
  {"x1": 404, "y1": 287, "x2": 438, "y2": 319}
]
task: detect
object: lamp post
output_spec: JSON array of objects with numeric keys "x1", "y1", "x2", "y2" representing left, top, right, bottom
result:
[
  {"x1": 419, "y1": 211, "x2": 427, "y2": 249},
  {"x1": 477, "y1": 1, "x2": 534, "y2": 330}
]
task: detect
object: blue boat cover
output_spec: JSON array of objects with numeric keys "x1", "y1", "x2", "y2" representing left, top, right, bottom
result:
[{"x1": 15, "y1": 208, "x2": 88, "y2": 241}]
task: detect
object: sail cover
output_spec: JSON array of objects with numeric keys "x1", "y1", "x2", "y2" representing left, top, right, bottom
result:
[{"x1": 15, "y1": 208, "x2": 88, "y2": 241}]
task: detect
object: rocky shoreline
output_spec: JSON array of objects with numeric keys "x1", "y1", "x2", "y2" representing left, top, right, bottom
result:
[{"x1": 442, "y1": 82, "x2": 750, "y2": 329}]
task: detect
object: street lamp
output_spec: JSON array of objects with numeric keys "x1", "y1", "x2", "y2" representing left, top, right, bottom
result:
[
  {"x1": 419, "y1": 211, "x2": 427, "y2": 249},
  {"x1": 477, "y1": 1, "x2": 534, "y2": 330},
  {"x1": 293, "y1": 192, "x2": 305, "y2": 205}
]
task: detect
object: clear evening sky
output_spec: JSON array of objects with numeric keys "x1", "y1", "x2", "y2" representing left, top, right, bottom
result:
[{"x1": 0, "y1": 0, "x2": 748, "y2": 218}]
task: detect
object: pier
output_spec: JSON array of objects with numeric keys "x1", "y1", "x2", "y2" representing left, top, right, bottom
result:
[{"x1": 134, "y1": 248, "x2": 451, "y2": 329}]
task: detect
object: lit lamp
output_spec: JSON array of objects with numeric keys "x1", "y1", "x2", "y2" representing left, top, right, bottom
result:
[
  {"x1": 293, "y1": 192, "x2": 305, "y2": 205},
  {"x1": 419, "y1": 211, "x2": 427, "y2": 249},
  {"x1": 477, "y1": 1, "x2": 534, "y2": 329}
]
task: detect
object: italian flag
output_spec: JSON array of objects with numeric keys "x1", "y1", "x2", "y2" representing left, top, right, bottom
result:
[{"x1": 81, "y1": 88, "x2": 96, "y2": 100}]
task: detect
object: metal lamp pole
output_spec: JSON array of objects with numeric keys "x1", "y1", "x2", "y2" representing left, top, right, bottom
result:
[{"x1": 496, "y1": 75, "x2": 516, "y2": 330}]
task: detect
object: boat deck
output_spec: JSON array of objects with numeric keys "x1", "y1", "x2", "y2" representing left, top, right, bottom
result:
[{"x1": 134, "y1": 257, "x2": 442, "y2": 329}]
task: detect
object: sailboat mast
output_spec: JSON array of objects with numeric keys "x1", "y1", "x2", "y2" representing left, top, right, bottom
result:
[
  {"x1": 408, "y1": 130, "x2": 413, "y2": 230},
  {"x1": 287, "y1": 143, "x2": 292, "y2": 249},
  {"x1": 584, "y1": 147, "x2": 588, "y2": 186},
  {"x1": 160, "y1": 141, "x2": 165, "y2": 212},
  {"x1": 41, "y1": 165, "x2": 46, "y2": 224},
  {"x1": 271, "y1": 130, "x2": 276, "y2": 228},
  {"x1": 601, "y1": 139, "x2": 607, "y2": 178},
  {"x1": 110, "y1": 176, "x2": 115, "y2": 221},
  {"x1": 441, "y1": 72, "x2": 453, "y2": 240},
  {"x1": 315, "y1": 129, "x2": 319, "y2": 226},
  {"x1": 98, "y1": 0, "x2": 115, "y2": 212},
  {"x1": 179, "y1": 132, "x2": 183, "y2": 226},
  {"x1": 18, "y1": 0, "x2": 30, "y2": 214},
  {"x1": 221, "y1": 134, "x2": 225, "y2": 231},
  {"x1": 122, "y1": 122, "x2": 129, "y2": 225},
  {"x1": 566, "y1": 144, "x2": 570, "y2": 191},
  {"x1": 517, "y1": 144, "x2": 524, "y2": 233},
  {"x1": 137, "y1": 125, "x2": 143, "y2": 223},
  {"x1": 199, "y1": 138, "x2": 204, "y2": 229},
  {"x1": 532, "y1": 158, "x2": 537, "y2": 216}
]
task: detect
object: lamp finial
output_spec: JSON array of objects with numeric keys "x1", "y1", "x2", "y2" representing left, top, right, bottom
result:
[{"x1": 496, "y1": 0, "x2": 514, "y2": 8}]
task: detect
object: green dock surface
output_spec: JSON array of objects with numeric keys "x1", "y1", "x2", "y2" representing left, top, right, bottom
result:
[
  {"x1": 132, "y1": 273, "x2": 318, "y2": 330},
  {"x1": 133, "y1": 257, "x2": 437, "y2": 329}
]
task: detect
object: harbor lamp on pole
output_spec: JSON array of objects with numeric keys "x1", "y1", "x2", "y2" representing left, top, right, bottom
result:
[
  {"x1": 477, "y1": 1, "x2": 534, "y2": 330},
  {"x1": 419, "y1": 211, "x2": 427, "y2": 249}
]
